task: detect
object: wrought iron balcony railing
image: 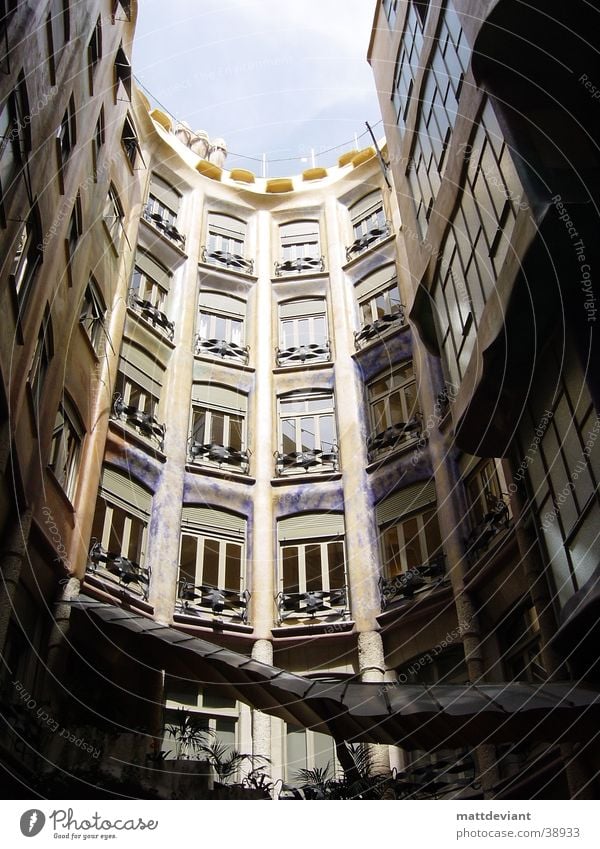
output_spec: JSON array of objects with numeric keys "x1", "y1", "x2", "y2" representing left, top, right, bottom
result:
[
  {"x1": 379, "y1": 554, "x2": 446, "y2": 608},
  {"x1": 177, "y1": 580, "x2": 250, "y2": 623},
  {"x1": 188, "y1": 439, "x2": 250, "y2": 474},
  {"x1": 195, "y1": 335, "x2": 249, "y2": 364},
  {"x1": 112, "y1": 395, "x2": 166, "y2": 450},
  {"x1": 274, "y1": 256, "x2": 325, "y2": 276},
  {"x1": 88, "y1": 540, "x2": 151, "y2": 600},
  {"x1": 354, "y1": 304, "x2": 406, "y2": 349},
  {"x1": 142, "y1": 206, "x2": 186, "y2": 249},
  {"x1": 274, "y1": 446, "x2": 338, "y2": 475},
  {"x1": 276, "y1": 587, "x2": 348, "y2": 623},
  {"x1": 201, "y1": 246, "x2": 254, "y2": 274},
  {"x1": 128, "y1": 289, "x2": 175, "y2": 340},
  {"x1": 275, "y1": 341, "x2": 330, "y2": 367},
  {"x1": 367, "y1": 417, "x2": 421, "y2": 459},
  {"x1": 465, "y1": 497, "x2": 511, "y2": 564},
  {"x1": 346, "y1": 220, "x2": 392, "y2": 261}
]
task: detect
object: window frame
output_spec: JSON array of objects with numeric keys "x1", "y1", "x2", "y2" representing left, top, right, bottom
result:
[
  {"x1": 0, "y1": 72, "x2": 31, "y2": 221},
  {"x1": 48, "y1": 395, "x2": 84, "y2": 502},
  {"x1": 277, "y1": 391, "x2": 338, "y2": 474},
  {"x1": 366, "y1": 360, "x2": 420, "y2": 457},
  {"x1": 28, "y1": 310, "x2": 53, "y2": 416},
  {"x1": 103, "y1": 183, "x2": 125, "y2": 252},
  {"x1": 10, "y1": 205, "x2": 43, "y2": 315},
  {"x1": 56, "y1": 94, "x2": 76, "y2": 179},
  {"x1": 88, "y1": 15, "x2": 102, "y2": 92},
  {"x1": 79, "y1": 276, "x2": 106, "y2": 357},
  {"x1": 47, "y1": 0, "x2": 70, "y2": 85}
]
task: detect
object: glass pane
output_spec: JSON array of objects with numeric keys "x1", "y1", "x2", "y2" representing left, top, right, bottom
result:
[
  {"x1": 209, "y1": 411, "x2": 224, "y2": 446},
  {"x1": 202, "y1": 539, "x2": 220, "y2": 587},
  {"x1": 198, "y1": 312, "x2": 211, "y2": 338},
  {"x1": 569, "y1": 510, "x2": 600, "y2": 590},
  {"x1": 382, "y1": 526, "x2": 402, "y2": 578},
  {"x1": 307, "y1": 397, "x2": 330, "y2": 412},
  {"x1": 228, "y1": 415, "x2": 243, "y2": 451},
  {"x1": 313, "y1": 731, "x2": 334, "y2": 774},
  {"x1": 319, "y1": 415, "x2": 335, "y2": 451},
  {"x1": 127, "y1": 383, "x2": 142, "y2": 410},
  {"x1": 128, "y1": 515, "x2": 145, "y2": 564},
  {"x1": 215, "y1": 718, "x2": 236, "y2": 751},
  {"x1": 328, "y1": 542, "x2": 345, "y2": 590},
  {"x1": 281, "y1": 320, "x2": 295, "y2": 349},
  {"x1": 389, "y1": 391, "x2": 404, "y2": 425},
  {"x1": 90, "y1": 501, "x2": 106, "y2": 547},
  {"x1": 313, "y1": 315, "x2": 326, "y2": 344},
  {"x1": 372, "y1": 399, "x2": 388, "y2": 432},
  {"x1": 203, "y1": 689, "x2": 236, "y2": 709},
  {"x1": 374, "y1": 293, "x2": 387, "y2": 319},
  {"x1": 305, "y1": 544, "x2": 322, "y2": 592},
  {"x1": 230, "y1": 318, "x2": 243, "y2": 345},
  {"x1": 214, "y1": 315, "x2": 227, "y2": 341},
  {"x1": 180, "y1": 535, "x2": 197, "y2": 584},
  {"x1": 287, "y1": 727, "x2": 308, "y2": 778},
  {"x1": 282, "y1": 547, "x2": 299, "y2": 594},
  {"x1": 224, "y1": 543, "x2": 241, "y2": 591},
  {"x1": 300, "y1": 417, "x2": 316, "y2": 452},
  {"x1": 403, "y1": 516, "x2": 422, "y2": 569},
  {"x1": 130, "y1": 268, "x2": 143, "y2": 297},
  {"x1": 404, "y1": 382, "x2": 418, "y2": 419},
  {"x1": 192, "y1": 409, "x2": 206, "y2": 443},
  {"x1": 360, "y1": 301, "x2": 372, "y2": 326},
  {"x1": 297, "y1": 318, "x2": 310, "y2": 347},
  {"x1": 108, "y1": 507, "x2": 126, "y2": 555},
  {"x1": 281, "y1": 419, "x2": 296, "y2": 454}
]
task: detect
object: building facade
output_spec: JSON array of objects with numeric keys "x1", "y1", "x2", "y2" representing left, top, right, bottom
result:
[{"x1": 0, "y1": 0, "x2": 598, "y2": 799}]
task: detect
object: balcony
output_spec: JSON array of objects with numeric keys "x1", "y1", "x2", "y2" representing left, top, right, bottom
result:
[
  {"x1": 87, "y1": 541, "x2": 151, "y2": 601},
  {"x1": 367, "y1": 417, "x2": 421, "y2": 460},
  {"x1": 379, "y1": 554, "x2": 446, "y2": 608},
  {"x1": 346, "y1": 220, "x2": 392, "y2": 262},
  {"x1": 465, "y1": 498, "x2": 511, "y2": 565},
  {"x1": 176, "y1": 580, "x2": 250, "y2": 623},
  {"x1": 274, "y1": 446, "x2": 338, "y2": 475},
  {"x1": 194, "y1": 335, "x2": 249, "y2": 365},
  {"x1": 354, "y1": 304, "x2": 406, "y2": 349},
  {"x1": 112, "y1": 395, "x2": 166, "y2": 450},
  {"x1": 201, "y1": 246, "x2": 254, "y2": 275},
  {"x1": 276, "y1": 587, "x2": 348, "y2": 624},
  {"x1": 128, "y1": 289, "x2": 175, "y2": 341},
  {"x1": 142, "y1": 206, "x2": 186, "y2": 250},
  {"x1": 188, "y1": 439, "x2": 250, "y2": 474},
  {"x1": 275, "y1": 341, "x2": 330, "y2": 367},
  {"x1": 274, "y1": 256, "x2": 325, "y2": 276}
]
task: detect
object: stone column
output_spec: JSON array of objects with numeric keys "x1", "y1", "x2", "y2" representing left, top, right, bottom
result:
[
  {"x1": 251, "y1": 638, "x2": 272, "y2": 774},
  {"x1": 44, "y1": 576, "x2": 81, "y2": 711},
  {"x1": 0, "y1": 509, "x2": 32, "y2": 653},
  {"x1": 358, "y1": 631, "x2": 390, "y2": 775}
]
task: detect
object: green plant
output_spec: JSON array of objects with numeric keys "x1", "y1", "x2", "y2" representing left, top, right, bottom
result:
[{"x1": 164, "y1": 709, "x2": 212, "y2": 760}]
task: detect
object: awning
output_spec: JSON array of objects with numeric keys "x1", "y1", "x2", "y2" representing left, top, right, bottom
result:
[{"x1": 70, "y1": 597, "x2": 600, "y2": 751}]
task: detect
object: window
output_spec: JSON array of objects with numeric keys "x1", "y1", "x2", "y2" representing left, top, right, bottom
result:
[
  {"x1": 465, "y1": 458, "x2": 505, "y2": 528},
  {"x1": 114, "y1": 44, "x2": 132, "y2": 100},
  {"x1": 391, "y1": 4, "x2": 424, "y2": 127},
  {"x1": 56, "y1": 95, "x2": 76, "y2": 174},
  {"x1": 48, "y1": 396, "x2": 83, "y2": 501},
  {"x1": 277, "y1": 392, "x2": 337, "y2": 474},
  {"x1": 103, "y1": 184, "x2": 125, "y2": 251},
  {"x1": 28, "y1": 311, "x2": 53, "y2": 415},
  {"x1": 367, "y1": 360, "x2": 420, "y2": 458},
  {"x1": 0, "y1": 73, "x2": 30, "y2": 217},
  {"x1": 383, "y1": 0, "x2": 398, "y2": 28},
  {"x1": 88, "y1": 16, "x2": 102, "y2": 89},
  {"x1": 79, "y1": 277, "x2": 106, "y2": 356},
  {"x1": 203, "y1": 212, "x2": 251, "y2": 271},
  {"x1": 376, "y1": 480, "x2": 443, "y2": 604},
  {"x1": 177, "y1": 506, "x2": 246, "y2": 620},
  {"x1": 354, "y1": 266, "x2": 404, "y2": 347},
  {"x1": 276, "y1": 220, "x2": 323, "y2": 275},
  {"x1": 10, "y1": 207, "x2": 42, "y2": 313},
  {"x1": 277, "y1": 512, "x2": 347, "y2": 621},
  {"x1": 162, "y1": 679, "x2": 239, "y2": 764},
  {"x1": 67, "y1": 192, "x2": 82, "y2": 262},
  {"x1": 277, "y1": 299, "x2": 329, "y2": 366},
  {"x1": 144, "y1": 175, "x2": 185, "y2": 247},
  {"x1": 413, "y1": 0, "x2": 430, "y2": 27},
  {"x1": 130, "y1": 258, "x2": 168, "y2": 314},
  {"x1": 285, "y1": 724, "x2": 340, "y2": 785},
  {"x1": 497, "y1": 602, "x2": 545, "y2": 683},
  {"x1": 113, "y1": 342, "x2": 165, "y2": 446},
  {"x1": 121, "y1": 114, "x2": 141, "y2": 169},
  {"x1": 116, "y1": 373, "x2": 158, "y2": 419},
  {"x1": 112, "y1": 0, "x2": 132, "y2": 22},
  {"x1": 92, "y1": 105, "x2": 105, "y2": 179},
  {"x1": 89, "y1": 467, "x2": 151, "y2": 599},
  {"x1": 196, "y1": 291, "x2": 247, "y2": 362},
  {"x1": 346, "y1": 191, "x2": 389, "y2": 260},
  {"x1": 47, "y1": 0, "x2": 69, "y2": 83},
  {"x1": 189, "y1": 384, "x2": 248, "y2": 473}
]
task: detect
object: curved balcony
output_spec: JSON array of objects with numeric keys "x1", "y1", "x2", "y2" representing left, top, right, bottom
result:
[
  {"x1": 367, "y1": 417, "x2": 421, "y2": 459},
  {"x1": 177, "y1": 580, "x2": 250, "y2": 623},
  {"x1": 195, "y1": 335, "x2": 249, "y2": 364},
  {"x1": 379, "y1": 554, "x2": 446, "y2": 608},
  {"x1": 346, "y1": 221, "x2": 392, "y2": 262},
  {"x1": 201, "y1": 246, "x2": 254, "y2": 275},
  {"x1": 188, "y1": 439, "x2": 250, "y2": 474},
  {"x1": 275, "y1": 341, "x2": 330, "y2": 367},
  {"x1": 274, "y1": 256, "x2": 325, "y2": 276},
  {"x1": 88, "y1": 541, "x2": 151, "y2": 600},
  {"x1": 128, "y1": 289, "x2": 175, "y2": 341},
  {"x1": 142, "y1": 206, "x2": 186, "y2": 249},
  {"x1": 465, "y1": 498, "x2": 511, "y2": 565},
  {"x1": 276, "y1": 587, "x2": 348, "y2": 623},
  {"x1": 112, "y1": 395, "x2": 166, "y2": 450},
  {"x1": 354, "y1": 304, "x2": 406, "y2": 349},
  {"x1": 274, "y1": 446, "x2": 338, "y2": 475}
]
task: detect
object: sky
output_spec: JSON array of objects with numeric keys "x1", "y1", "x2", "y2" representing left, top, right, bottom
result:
[{"x1": 132, "y1": 0, "x2": 382, "y2": 177}]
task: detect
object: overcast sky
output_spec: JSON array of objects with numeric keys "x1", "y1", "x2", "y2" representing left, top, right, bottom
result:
[{"x1": 133, "y1": 0, "x2": 381, "y2": 176}]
